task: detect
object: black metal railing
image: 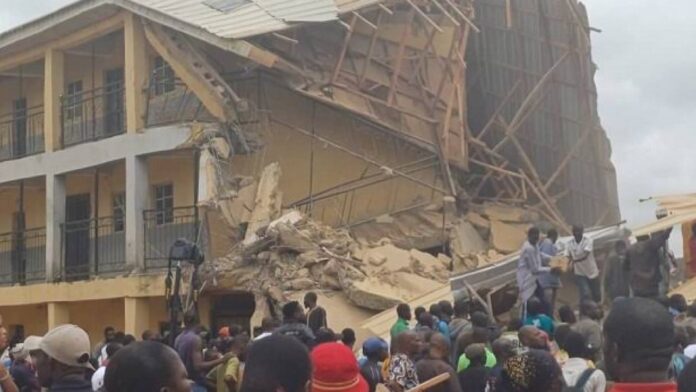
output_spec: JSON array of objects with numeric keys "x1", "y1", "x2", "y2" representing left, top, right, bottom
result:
[
  {"x1": 0, "y1": 228, "x2": 46, "y2": 286},
  {"x1": 60, "y1": 216, "x2": 126, "y2": 281},
  {"x1": 143, "y1": 206, "x2": 200, "y2": 270},
  {"x1": 145, "y1": 73, "x2": 215, "y2": 127},
  {"x1": 0, "y1": 105, "x2": 44, "y2": 161},
  {"x1": 61, "y1": 82, "x2": 126, "y2": 147}
]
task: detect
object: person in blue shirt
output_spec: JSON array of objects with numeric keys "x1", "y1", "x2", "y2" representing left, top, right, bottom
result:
[
  {"x1": 523, "y1": 297, "x2": 555, "y2": 338},
  {"x1": 538, "y1": 228, "x2": 561, "y2": 317},
  {"x1": 429, "y1": 304, "x2": 451, "y2": 344}
]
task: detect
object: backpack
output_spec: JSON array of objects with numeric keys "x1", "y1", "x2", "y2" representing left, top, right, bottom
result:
[{"x1": 561, "y1": 368, "x2": 596, "y2": 392}]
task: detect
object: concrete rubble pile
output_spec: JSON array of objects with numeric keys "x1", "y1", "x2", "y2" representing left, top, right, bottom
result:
[{"x1": 202, "y1": 159, "x2": 538, "y2": 312}]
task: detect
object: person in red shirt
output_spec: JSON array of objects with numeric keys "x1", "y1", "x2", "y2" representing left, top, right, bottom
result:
[{"x1": 604, "y1": 297, "x2": 677, "y2": 392}]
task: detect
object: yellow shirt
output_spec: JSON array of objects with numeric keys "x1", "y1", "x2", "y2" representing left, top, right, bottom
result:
[{"x1": 217, "y1": 357, "x2": 241, "y2": 392}]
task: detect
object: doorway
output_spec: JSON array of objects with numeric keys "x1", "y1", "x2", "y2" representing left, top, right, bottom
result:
[
  {"x1": 103, "y1": 68, "x2": 124, "y2": 136},
  {"x1": 210, "y1": 292, "x2": 256, "y2": 336},
  {"x1": 12, "y1": 98, "x2": 27, "y2": 157},
  {"x1": 65, "y1": 194, "x2": 91, "y2": 280}
]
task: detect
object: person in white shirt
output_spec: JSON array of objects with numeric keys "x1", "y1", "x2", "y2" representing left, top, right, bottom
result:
[
  {"x1": 567, "y1": 225, "x2": 601, "y2": 304},
  {"x1": 561, "y1": 331, "x2": 606, "y2": 392}
]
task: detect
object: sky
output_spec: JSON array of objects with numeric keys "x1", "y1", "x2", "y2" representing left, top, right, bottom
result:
[{"x1": 1, "y1": 0, "x2": 694, "y2": 242}]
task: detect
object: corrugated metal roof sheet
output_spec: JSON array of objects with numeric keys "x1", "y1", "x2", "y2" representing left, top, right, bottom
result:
[{"x1": 129, "y1": 0, "x2": 347, "y2": 39}]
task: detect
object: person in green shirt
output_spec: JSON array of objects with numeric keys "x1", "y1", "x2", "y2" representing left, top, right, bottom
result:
[{"x1": 390, "y1": 303, "x2": 412, "y2": 339}]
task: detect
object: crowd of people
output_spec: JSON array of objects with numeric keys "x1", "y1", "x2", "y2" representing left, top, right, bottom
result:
[{"x1": 0, "y1": 223, "x2": 691, "y2": 391}]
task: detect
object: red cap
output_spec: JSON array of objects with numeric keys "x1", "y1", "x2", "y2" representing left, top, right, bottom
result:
[
  {"x1": 311, "y1": 343, "x2": 368, "y2": 392},
  {"x1": 218, "y1": 327, "x2": 230, "y2": 338}
]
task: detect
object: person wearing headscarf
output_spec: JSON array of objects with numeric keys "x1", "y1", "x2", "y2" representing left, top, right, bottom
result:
[{"x1": 495, "y1": 349, "x2": 563, "y2": 392}]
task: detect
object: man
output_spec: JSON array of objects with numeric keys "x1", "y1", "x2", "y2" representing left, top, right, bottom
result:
[
  {"x1": 489, "y1": 338, "x2": 516, "y2": 386},
  {"x1": 303, "y1": 292, "x2": 328, "y2": 335},
  {"x1": 91, "y1": 342, "x2": 122, "y2": 392},
  {"x1": 390, "y1": 303, "x2": 412, "y2": 339},
  {"x1": 92, "y1": 327, "x2": 115, "y2": 361},
  {"x1": 175, "y1": 314, "x2": 234, "y2": 392},
  {"x1": 360, "y1": 338, "x2": 388, "y2": 392},
  {"x1": 213, "y1": 335, "x2": 249, "y2": 392},
  {"x1": 518, "y1": 325, "x2": 549, "y2": 351},
  {"x1": 448, "y1": 299, "x2": 471, "y2": 343},
  {"x1": 254, "y1": 317, "x2": 279, "y2": 341},
  {"x1": 9, "y1": 344, "x2": 39, "y2": 392},
  {"x1": 539, "y1": 228, "x2": 561, "y2": 315},
  {"x1": 605, "y1": 240, "x2": 630, "y2": 301},
  {"x1": 523, "y1": 296, "x2": 554, "y2": 337},
  {"x1": 388, "y1": 331, "x2": 421, "y2": 391},
  {"x1": 416, "y1": 333, "x2": 461, "y2": 392},
  {"x1": 604, "y1": 297, "x2": 677, "y2": 391},
  {"x1": 274, "y1": 301, "x2": 316, "y2": 348},
  {"x1": 517, "y1": 227, "x2": 556, "y2": 318},
  {"x1": 561, "y1": 331, "x2": 606, "y2": 392},
  {"x1": 340, "y1": 328, "x2": 356, "y2": 350},
  {"x1": 572, "y1": 300, "x2": 603, "y2": 363},
  {"x1": 626, "y1": 228, "x2": 672, "y2": 299},
  {"x1": 31, "y1": 324, "x2": 94, "y2": 391},
  {"x1": 240, "y1": 335, "x2": 311, "y2": 392},
  {"x1": 457, "y1": 344, "x2": 489, "y2": 392},
  {"x1": 428, "y1": 304, "x2": 451, "y2": 340},
  {"x1": 141, "y1": 329, "x2": 161, "y2": 342},
  {"x1": 567, "y1": 225, "x2": 601, "y2": 304}
]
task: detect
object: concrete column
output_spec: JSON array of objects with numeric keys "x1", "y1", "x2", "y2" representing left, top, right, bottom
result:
[
  {"x1": 46, "y1": 174, "x2": 65, "y2": 281},
  {"x1": 126, "y1": 155, "x2": 149, "y2": 270},
  {"x1": 124, "y1": 14, "x2": 148, "y2": 134},
  {"x1": 124, "y1": 297, "x2": 150, "y2": 337},
  {"x1": 47, "y1": 302, "x2": 70, "y2": 330},
  {"x1": 44, "y1": 49, "x2": 64, "y2": 152}
]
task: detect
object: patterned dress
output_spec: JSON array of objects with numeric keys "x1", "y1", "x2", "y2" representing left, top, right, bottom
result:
[{"x1": 388, "y1": 353, "x2": 419, "y2": 390}]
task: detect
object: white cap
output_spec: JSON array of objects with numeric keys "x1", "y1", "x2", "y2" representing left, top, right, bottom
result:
[
  {"x1": 23, "y1": 336, "x2": 41, "y2": 352},
  {"x1": 37, "y1": 325, "x2": 94, "y2": 370}
]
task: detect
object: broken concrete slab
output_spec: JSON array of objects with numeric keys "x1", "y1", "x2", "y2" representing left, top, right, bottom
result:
[
  {"x1": 450, "y1": 221, "x2": 487, "y2": 255},
  {"x1": 274, "y1": 223, "x2": 318, "y2": 252},
  {"x1": 244, "y1": 163, "x2": 282, "y2": 244},
  {"x1": 481, "y1": 202, "x2": 540, "y2": 223},
  {"x1": 344, "y1": 272, "x2": 442, "y2": 310},
  {"x1": 489, "y1": 220, "x2": 528, "y2": 254}
]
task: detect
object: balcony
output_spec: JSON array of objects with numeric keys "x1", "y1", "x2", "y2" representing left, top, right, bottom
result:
[
  {"x1": 60, "y1": 216, "x2": 126, "y2": 281},
  {"x1": 143, "y1": 206, "x2": 200, "y2": 270},
  {"x1": 0, "y1": 105, "x2": 45, "y2": 161},
  {"x1": 0, "y1": 228, "x2": 46, "y2": 286},
  {"x1": 145, "y1": 72, "x2": 214, "y2": 128},
  {"x1": 61, "y1": 82, "x2": 126, "y2": 148}
]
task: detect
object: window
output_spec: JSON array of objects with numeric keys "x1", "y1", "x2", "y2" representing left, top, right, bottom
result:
[
  {"x1": 112, "y1": 193, "x2": 125, "y2": 232},
  {"x1": 153, "y1": 57, "x2": 176, "y2": 96},
  {"x1": 65, "y1": 81, "x2": 83, "y2": 120},
  {"x1": 154, "y1": 184, "x2": 174, "y2": 225}
]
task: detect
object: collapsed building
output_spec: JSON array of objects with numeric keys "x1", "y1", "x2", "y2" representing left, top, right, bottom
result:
[{"x1": 0, "y1": 0, "x2": 619, "y2": 341}]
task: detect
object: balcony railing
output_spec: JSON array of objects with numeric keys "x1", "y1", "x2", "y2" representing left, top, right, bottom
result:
[
  {"x1": 0, "y1": 228, "x2": 46, "y2": 286},
  {"x1": 60, "y1": 216, "x2": 126, "y2": 281},
  {"x1": 0, "y1": 105, "x2": 44, "y2": 161},
  {"x1": 61, "y1": 82, "x2": 126, "y2": 147},
  {"x1": 145, "y1": 74, "x2": 215, "y2": 128},
  {"x1": 143, "y1": 206, "x2": 200, "y2": 270}
]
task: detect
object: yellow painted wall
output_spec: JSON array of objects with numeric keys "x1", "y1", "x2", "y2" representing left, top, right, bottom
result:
[
  {"x1": 64, "y1": 31, "x2": 125, "y2": 94},
  {"x1": 0, "y1": 182, "x2": 46, "y2": 233},
  {"x1": 0, "y1": 304, "x2": 47, "y2": 336},
  {"x1": 229, "y1": 80, "x2": 443, "y2": 226},
  {"x1": 0, "y1": 74, "x2": 44, "y2": 116},
  {"x1": 148, "y1": 153, "x2": 195, "y2": 208},
  {"x1": 68, "y1": 298, "x2": 125, "y2": 347}
]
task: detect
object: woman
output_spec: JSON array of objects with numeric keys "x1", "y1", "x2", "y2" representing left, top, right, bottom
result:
[
  {"x1": 496, "y1": 349, "x2": 563, "y2": 392},
  {"x1": 104, "y1": 342, "x2": 192, "y2": 392}
]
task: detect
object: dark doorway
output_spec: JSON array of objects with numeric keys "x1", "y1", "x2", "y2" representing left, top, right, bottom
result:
[
  {"x1": 12, "y1": 98, "x2": 27, "y2": 157},
  {"x1": 65, "y1": 194, "x2": 91, "y2": 280},
  {"x1": 103, "y1": 68, "x2": 124, "y2": 136},
  {"x1": 210, "y1": 292, "x2": 256, "y2": 337}
]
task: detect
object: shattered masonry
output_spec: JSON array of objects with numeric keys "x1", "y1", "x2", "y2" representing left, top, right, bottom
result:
[{"x1": 155, "y1": 0, "x2": 620, "y2": 315}]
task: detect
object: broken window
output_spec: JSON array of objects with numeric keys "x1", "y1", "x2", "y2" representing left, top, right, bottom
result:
[
  {"x1": 65, "y1": 81, "x2": 83, "y2": 120},
  {"x1": 152, "y1": 56, "x2": 176, "y2": 96},
  {"x1": 154, "y1": 184, "x2": 174, "y2": 225},
  {"x1": 203, "y1": 0, "x2": 251, "y2": 13},
  {"x1": 112, "y1": 192, "x2": 125, "y2": 232}
]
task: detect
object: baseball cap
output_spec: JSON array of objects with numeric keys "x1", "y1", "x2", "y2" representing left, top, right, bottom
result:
[
  {"x1": 311, "y1": 343, "x2": 368, "y2": 392},
  {"x1": 23, "y1": 336, "x2": 42, "y2": 352},
  {"x1": 362, "y1": 337, "x2": 387, "y2": 357},
  {"x1": 37, "y1": 324, "x2": 94, "y2": 370}
]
